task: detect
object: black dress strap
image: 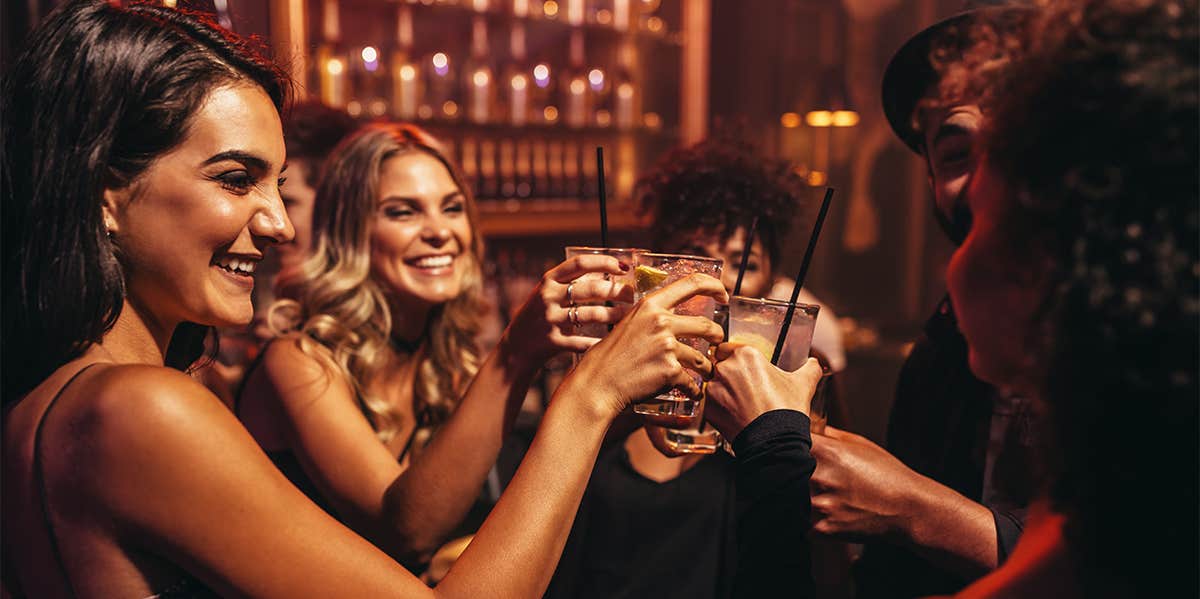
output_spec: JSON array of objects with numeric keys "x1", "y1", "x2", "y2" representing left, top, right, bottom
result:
[{"x1": 33, "y1": 363, "x2": 103, "y2": 599}]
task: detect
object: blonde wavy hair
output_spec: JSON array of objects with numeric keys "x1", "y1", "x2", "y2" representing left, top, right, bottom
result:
[{"x1": 270, "y1": 122, "x2": 485, "y2": 445}]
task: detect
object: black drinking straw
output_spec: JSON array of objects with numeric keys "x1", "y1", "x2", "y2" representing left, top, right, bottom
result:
[
  {"x1": 731, "y1": 216, "x2": 760, "y2": 298},
  {"x1": 771, "y1": 187, "x2": 835, "y2": 365},
  {"x1": 596, "y1": 146, "x2": 609, "y2": 247}
]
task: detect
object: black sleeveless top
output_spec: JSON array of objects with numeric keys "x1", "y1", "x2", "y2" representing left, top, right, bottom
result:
[{"x1": 29, "y1": 364, "x2": 218, "y2": 599}]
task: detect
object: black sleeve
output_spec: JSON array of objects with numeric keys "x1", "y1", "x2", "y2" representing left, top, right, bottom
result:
[
  {"x1": 992, "y1": 507, "x2": 1026, "y2": 564},
  {"x1": 731, "y1": 409, "x2": 816, "y2": 598}
]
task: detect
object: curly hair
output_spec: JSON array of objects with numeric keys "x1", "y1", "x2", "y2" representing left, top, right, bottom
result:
[
  {"x1": 270, "y1": 123, "x2": 484, "y2": 445},
  {"x1": 636, "y1": 135, "x2": 807, "y2": 266},
  {"x1": 961, "y1": 0, "x2": 1197, "y2": 593},
  {"x1": 283, "y1": 101, "x2": 357, "y2": 185}
]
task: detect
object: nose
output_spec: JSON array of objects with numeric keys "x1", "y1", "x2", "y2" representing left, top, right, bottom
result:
[
  {"x1": 420, "y1": 215, "x2": 453, "y2": 248},
  {"x1": 251, "y1": 190, "x2": 296, "y2": 245}
]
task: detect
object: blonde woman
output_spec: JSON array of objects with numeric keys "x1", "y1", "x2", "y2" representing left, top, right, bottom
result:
[{"x1": 237, "y1": 122, "x2": 628, "y2": 568}]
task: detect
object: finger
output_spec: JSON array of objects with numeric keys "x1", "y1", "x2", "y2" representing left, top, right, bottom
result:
[
  {"x1": 796, "y1": 357, "x2": 824, "y2": 388},
  {"x1": 549, "y1": 305, "x2": 630, "y2": 326},
  {"x1": 645, "y1": 273, "x2": 728, "y2": 310},
  {"x1": 664, "y1": 314, "x2": 726, "y2": 346},
  {"x1": 564, "y1": 278, "x2": 635, "y2": 304},
  {"x1": 671, "y1": 369, "x2": 702, "y2": 399},
  {"x1": 547, "y1": 255, "x2": 628, "y2": 283},
  {"x1": 553, "y1": 335, "x2": 601, "y2": 353},
  {"x1": 672, "y1": 344, "x2": 712, "y2": 379},
  {"x1": 714, "y1": 341, "x2": 742, "y2": 362}
]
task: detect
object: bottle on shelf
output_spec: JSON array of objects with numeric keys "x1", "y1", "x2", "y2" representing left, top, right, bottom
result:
[
  {"x1": 562, "y1": 140, "x2": 581, "y2": 200},
  {"x1": 612, "y1": 40, "x2": 639, "y2": 129},
  {"x1": 546, "y1": 139, "x2": 564, "y2": 197},
  {"x1": 315, "y1": 0, "x2": 347, "y2": 109},
  {"x1": 531, "y1": 138, "x2": 549, "y2": 198},
  {"x1": 504, "y1": 22, "x2": 531, "y2": 126},
  {"x1": 530, "y1": 58, "x2": 556, "y2": 125},
  {"x1": 424, "y1": 49, "x2": 458, "y2": 121},
  {"x1": 498, "y1": 138, "x2": 517, "y2": 199},
  {"x1": 478, "y1": 138, "x2": 498, "y2": 199},
  {"x1": 515, "y1": 138, "x2": 534, "y2": 198},
  {"x1": 391, "y1": 5, "x2": 421, "y2": 120},
  {"x1": 353, "y1": 44, "x2": 389, "y2": 118},
  {"x1": 462, "y1": 16, "x2": 497, "y2": 124},
  {"x1": 560, "y1": 30, "x2": 591, "y2": 129},
  {"x1": 564, "y1": 0, "x2": 585, "y2": 26}
]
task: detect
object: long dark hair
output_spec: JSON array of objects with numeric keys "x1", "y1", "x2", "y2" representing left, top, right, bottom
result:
[
  {"x1": 972, "y1": 0, "x2": 1197, "y2": 594},
  {"x1": 1, "y1": 0, "x2": 289, "y2": 403}
]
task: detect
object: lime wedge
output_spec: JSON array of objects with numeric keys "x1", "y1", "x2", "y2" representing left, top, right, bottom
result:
[
  {"x1": 729, "y1": 332, "x2": 777, "y2": 360},
  {"x1": 635, "y1": 265, "x2": 669, "y2": 293}
]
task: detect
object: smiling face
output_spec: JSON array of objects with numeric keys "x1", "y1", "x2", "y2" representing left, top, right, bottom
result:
[
  {"x1": 675, "y1": 226, "x2": 773, "y2": 298},
  {"x1": 368, "y1": 151, "x2": 474, "y2": 313},
  {"x1": 104, "y1": 84, "x2": 293, "y2": 330},
  {"x1": 922, "y1": 103, "x2": 984, "y2": 242},
  {"x1": 946, "y1": 159, "x2": 1047, "y2": 394}
]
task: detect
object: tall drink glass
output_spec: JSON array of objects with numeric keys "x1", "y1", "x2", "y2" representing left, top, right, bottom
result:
[
  {"x1": 726, "y1": 295, "x2": 824, "y2": 429},
  {"x1": 563, "y1": 246, "x2": 644, "y2": 368},
  {"x1": 631, "y1": 252, "x2": 723, "y2": 419}
]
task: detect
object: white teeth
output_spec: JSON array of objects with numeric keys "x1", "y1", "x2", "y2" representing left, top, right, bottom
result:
[
  {"x1": 214, "y1": 256, "x2": 257, "y2": 275},
  {"x1": 413, "y1": 255, "x2": 453, "y2": 269}
]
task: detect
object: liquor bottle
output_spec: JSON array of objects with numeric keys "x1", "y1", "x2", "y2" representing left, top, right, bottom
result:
[
  {"x1": 531, "y1": 138, "x2": 549, "y2": 198},
  {"x1": 564, "y1": 0, "x2": 585, "y2": 26},
  {"x1": 560, "y1": 30, "x2": 591, "y2": 128},
  {"x1": 587, "y1": 63, "x2": 611, "y2": 128},
  {"x1": 562, "y1": 140, "x2": 580, "y2": 199},
  {"x1": 546, "y1": 139, "x2": 564, "y2": 197},
  {"x1": 580, "y1": 139, "x2": 598, "y2": 198},
  {"x1": 612, "y1": 40, "x2": 639, "y2": 129},
  {"x1": 391, "y1": 5, "x2": 421, "y2": 120},
  {"x1": 316, "y1": 0, "x2": 347, "y2": 109},
  {"x1": 479, "y1": 138, "x2": 498, "y2": 200},
  {"x1": 504, "y1": 23, "x2": 531, "y2": 126},
  {"x1": 515, "y1": 138, "x2": 533, "y2": 198},
  {"x1": 462, "y1": 16, "x2": 496, "y2": 124},
  {"x1": 424, "y1": 49, "x2": 458, "y2": 121},
  {"x1": 498, "y1": 138, "x2": 517, "y2": 198},
  {"x1": 530, "y1": 58, "x2": 556, "y2": 124},
  {"x1": 354, "y1": 44, "x2": 389, "y2": 118},
  {"x1": 461, "y1": 136, "x2": 479, "y2": 195},
  {"x1": 511, "y1": 0, "x2": 531, "y2": 17}
]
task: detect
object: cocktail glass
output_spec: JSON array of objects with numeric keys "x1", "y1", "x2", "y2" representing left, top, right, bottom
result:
[
  {"x1": 630, "y1": 252, "x2": 723, "y2": 420},
  {"x1": 726, "y1": 295, "x2": 823, "y2": 429},
  {"x1": 563, "y1": 246, "x2": 644, "y2": 369}
]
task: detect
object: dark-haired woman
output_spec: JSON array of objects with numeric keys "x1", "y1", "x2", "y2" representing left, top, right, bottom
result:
[
  {"x1": 0, "y1": 2, "x2": 725, "y2": 597},
  {"x1": 705, "y1": 0, "x2": 1199, "y2": 595}
]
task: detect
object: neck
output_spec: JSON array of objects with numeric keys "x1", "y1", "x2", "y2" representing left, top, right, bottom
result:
[
  {"x1": 96, "y1": 297, "x2": 178, "y2": 366},
  {"x1": 388, "y1": 296, "x2": 433, "y2": 347}
]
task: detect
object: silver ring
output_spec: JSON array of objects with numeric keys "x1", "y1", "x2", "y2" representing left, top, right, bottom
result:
[
  {"x1": 565, "y1": 281, "x2": 576, "y2": 307},
  {"x1": 568, "y1": 305, "x2": 580, "y2": 326}
]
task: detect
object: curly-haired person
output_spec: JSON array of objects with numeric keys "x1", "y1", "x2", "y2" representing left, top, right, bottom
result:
[{"x1": 545, "y1": 137, "x2": 844, "y2": 599}]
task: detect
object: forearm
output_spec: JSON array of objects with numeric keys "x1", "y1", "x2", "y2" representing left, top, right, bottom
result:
[
  {"x1": 733, "y1": 409, "x2": 817, "y2": 598},
  {"x1": 434, "y1": 389, "x2": 609, "y2": 598},
  {"x1": 383, "y1": 338, "x2": 539, "y2": 560},
  {"x1": 900, "y1": 475, "x2": 998, "y2": 578}
]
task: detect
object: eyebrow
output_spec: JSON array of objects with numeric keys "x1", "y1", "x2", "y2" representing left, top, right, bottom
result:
[
  {"x1": 931, "y1": 123, "x2": 972, "y2": 147},
  {"x1": 379, "y1": 191, "x2": 465, "y2": 205},
  {"x1": 203, "y1": 150, "x2": 271, "y2": 171}
]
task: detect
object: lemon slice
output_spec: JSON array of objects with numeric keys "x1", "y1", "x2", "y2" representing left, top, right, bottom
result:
[
  {"x1": 635, "y1": 265, "x2": 669, "y2": 293},
  {"x1": 729, "y1": 332, "x2": 778, "y2": 360}
]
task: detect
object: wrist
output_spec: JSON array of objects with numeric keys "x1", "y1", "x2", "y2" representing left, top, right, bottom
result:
[{"x1": 893, "y1": 471, "x2": 940, "y2": 545}]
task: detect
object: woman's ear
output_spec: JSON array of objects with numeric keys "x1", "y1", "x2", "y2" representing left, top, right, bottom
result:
[{"x1": 102, "y1": 185, "x2": 132, "y2": 237}]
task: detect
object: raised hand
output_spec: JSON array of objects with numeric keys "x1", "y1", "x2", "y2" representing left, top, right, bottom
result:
[
  {"x1": 704, "y1": 342, "x2": 823, "y2": 441},
  {"x1": 559, "y1": 273, "x2": 727, "y2": 421}
]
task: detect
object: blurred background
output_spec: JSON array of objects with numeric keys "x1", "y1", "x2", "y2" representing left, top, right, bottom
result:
[{"x1": 3, "y1": 0, "x2": 965, "y2": 445}]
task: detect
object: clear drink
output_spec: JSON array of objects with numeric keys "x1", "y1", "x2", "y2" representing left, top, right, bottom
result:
[
  {"x1": 563, "y1": 247, "x2": 644, "y2": 368},
  {"x1": 631, "y1": 252, "x2": 723, "y2": 419},
  {"x1": 726, "y1": 296, "x2": 825, "y2": 431}
]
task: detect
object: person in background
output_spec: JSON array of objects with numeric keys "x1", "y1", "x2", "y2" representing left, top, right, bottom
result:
[
  {"x1": 806, "y1": 5, "x2": 1040, "y2": 597},
  {"x1": 545, "y1": 136, "x2": 845, "y2": 599},
  {"x1": 706, "y1": 0, "x2": 1197, "y2": 595},
  {"x1": 1, "y1": 4, "x2": 728, "y2": 596},
  {"x1": 237, "y1": 122, "x2": 665, "y2": 571}
]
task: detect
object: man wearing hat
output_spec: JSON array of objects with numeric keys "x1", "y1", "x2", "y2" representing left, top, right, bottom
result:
[{"x1": 806, "y1": 5, "x2": 1038, "y2": 598}]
